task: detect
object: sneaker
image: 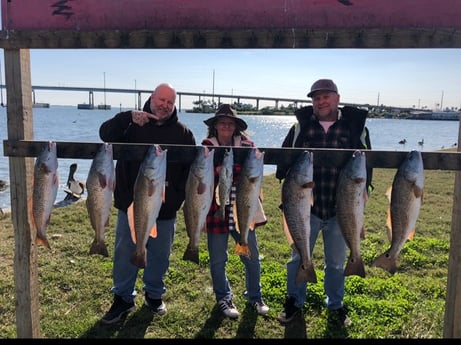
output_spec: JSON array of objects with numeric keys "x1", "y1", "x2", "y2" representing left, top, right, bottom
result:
[
  {"x1": 101, "y1": 294, "x2": 136, "y2": 325},
  {"x1": 252, "y1": 300, "x2": 269, "y2": 316},
  {"x1": 144, "y1": 293, "x2": 167, "y2": 315},
  {"x1": 328, "y1": 306, "x2": 352, "y2": 326},
  {"x1": 277, "y1": 296, "x2": 301, "y2": 324},
  {"x1": 218, "y1": 298, "x2": 240, "y2": 319}
]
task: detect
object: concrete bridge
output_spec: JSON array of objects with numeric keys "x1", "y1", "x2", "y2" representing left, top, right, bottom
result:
[{"x1": 26, "y1": 84, "x2": 313, "y2": 111}]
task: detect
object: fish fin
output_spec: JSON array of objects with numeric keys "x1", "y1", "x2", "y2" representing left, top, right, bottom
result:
[
  {"x1": 386, "y1": 208, "x2": 392, "y2": 242},
  {"x1": 372, "y1": 251, "x2": 398, "y2": 274},
  {"x1": 282, "y1": 212, "x2": 294, "y2": 246},
  {"x1": 407, "y1": 228, "x2": 416, "y2": 241},
  {"x1": 249, "y1": 219, "x2": 256, "y2": 231},
  {"x1": 344, "y1": 255, "x2": 366, "y2": 278},
  {"x1": 215, "y1": 185, "x2": 221, "y2": 205},
  {"x1": 197, "y1": 181, "x2": 207, "y2": 194},
  {"x1": 97, "y1": 172, "x2": 107, "y2": 189},
  {"x1": 233, "y1": 203, "x2": 240, "y2": 233},
  {"x1": 149, "y1": 223, "x2": 158, "y2": 238},
  {"x1": 234, "y1": 243, "x2": 251, "y2": 258},
  {"x1": 36, "y1": 236, "x2": 51, "y2": 249},
  {"x1": 182, "y1": 245, "x2": 199, "y2": 264},
  {"x1": 89, "y1": 239, "x2": 109, "y2": 257},
  {"x1": 148, "y1": 181, "x2": 156, "y2": 197},
  {"x1": 414, "y1": 186, "x2": 424, "y2": 199},
  {"x1": 295, "y1": 262, "x2": 317, "y2": 284},
  {"x1": 259, "y1": 189, "x2": 264, "y2": 202},
  {"x1": 127, "y1": 202, "x2": 136, "y2": 244}
]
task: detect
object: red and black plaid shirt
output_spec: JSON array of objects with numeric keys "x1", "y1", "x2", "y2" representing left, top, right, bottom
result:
[{"x1": 202, "y1": 137, "x2": 253, "y2": 234}]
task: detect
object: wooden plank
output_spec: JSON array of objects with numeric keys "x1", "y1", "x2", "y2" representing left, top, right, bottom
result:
[
  {"x1": 3, "y1": 140, "x2": 461, "y2": 171},
  {"x1": 1, "y1": 28, "x2": 460, "y2": 49},
  {"x1": 4, "y1": 50, "x2": 41, "y2": 338},
  {"x1": 444, "y1": 119, "x2": 461, "y2": 337},
  {"x1": 2, "y1": 0, "x2": 461, "y2": 31}
]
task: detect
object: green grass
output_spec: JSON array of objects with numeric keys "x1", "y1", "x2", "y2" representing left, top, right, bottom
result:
[{"x1": 0, "y1": 168, "x2": 456, "y2": 338}]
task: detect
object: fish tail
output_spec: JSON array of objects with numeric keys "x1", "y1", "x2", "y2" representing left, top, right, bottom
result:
[
  {"x1": 36, "y1": 235, "x2": 51, "y2": 249},
  {"x1": 130, "y1": 252, "x2": 146, "y2": 268},
  {"x1": 89, "y1": 239, "x2": 109, "y2": 257},
  {"x1": 372, "y1": 252, "x2": 398, "y2": 274},
  {"x1": 344, "y1": 256, "x2": 366, "y2": 278},
  {"x1": 234, "y1": 243, "x2": 250, "y2": 258},
  {"x1": 295, "y1": 262, "x2": 317, "y2": 284},
  {"x1": 182, "y1": 245, "x2": 199, "y2": 264}
]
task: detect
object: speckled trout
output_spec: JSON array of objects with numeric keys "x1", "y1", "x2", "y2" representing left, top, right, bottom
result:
[
  {"x1": 128, "y1": 144, "x2": 167, "y2": 268},
  {"x1": 336, "y1": 150, "x2": 367, "y2": 278},
  {"x1": 183, "y1": 145, "x2": 215, "y2": 264},
  {"x1": 281, "y1": 150, "x2": 317, "y2": 284},
  {"x1": 86, "y1": 142, "x2": 115, "y2": 257},
  {"x1": 31, "y1": 141, "x2": 59, "y2": 249},
  {"x1": 372, "y1": 150, "x2": 424, "y2": 274}
]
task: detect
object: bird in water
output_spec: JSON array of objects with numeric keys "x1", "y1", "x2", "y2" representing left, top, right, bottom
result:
[
  {"x1": 399, "y1": 139, "x2": 407, "y2": 144},
  {"x1": 418, "y1": 139, "x2": 424, "y2": 146}
]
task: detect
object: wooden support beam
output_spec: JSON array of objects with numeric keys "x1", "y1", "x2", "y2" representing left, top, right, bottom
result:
[
  {"x1": 4, "y1": 49, "x2": 41, "y2": 338},
  {"x1": 3, "y1": 140, "x2": 461, "y2": 171}
]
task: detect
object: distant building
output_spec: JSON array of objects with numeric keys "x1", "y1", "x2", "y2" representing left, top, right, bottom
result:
[{"x1": 407, "y1": 110, "x2": 460, "y2": 121}]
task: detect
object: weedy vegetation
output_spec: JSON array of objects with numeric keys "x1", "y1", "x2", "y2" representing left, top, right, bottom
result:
[{"x1": 0, "y1": 167, "x2": 455, "y2": 338}]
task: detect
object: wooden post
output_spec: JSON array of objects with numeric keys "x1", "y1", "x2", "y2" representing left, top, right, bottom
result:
[
  {"x1": 5, "y1": 49, "x2": 41, "y2": 338},
  {"x1": 444, "y1": 118, "x2": 461, "y2": 337}
]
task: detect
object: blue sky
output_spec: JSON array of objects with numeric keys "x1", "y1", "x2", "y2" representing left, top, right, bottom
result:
[
  {"x1": 12, "y1": 48, "x2": 457, "y2": 110},
  {"x1": 20, "y1": 48, "x2": 460, "y2": 111}
]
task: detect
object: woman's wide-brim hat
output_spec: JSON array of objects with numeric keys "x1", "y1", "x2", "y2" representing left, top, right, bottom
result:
[{"x1": 203, "y1": 104, "x2": 248, "y2": 131}]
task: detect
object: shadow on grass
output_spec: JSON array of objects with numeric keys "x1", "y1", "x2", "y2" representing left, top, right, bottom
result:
[{"x1": 79, "y1": 304, "x2": 154, "y2": 339}]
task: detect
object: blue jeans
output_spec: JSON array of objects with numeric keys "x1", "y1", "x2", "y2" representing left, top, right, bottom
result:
[
  {"x1": 286, "y1": 214, "x2": 346, "y2": 310},
  {"x1": 207, "y1": 229, "x2": 263, "y2": 304},
  {"x1": 111, "y1": 210, "x2": 176, "y2": 303}
]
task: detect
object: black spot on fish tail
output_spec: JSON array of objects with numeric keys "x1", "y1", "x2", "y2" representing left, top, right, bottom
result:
[
  {"x1": 344, "y1": 256, "x2": 366, "y2": 278},
  {"x1": 371, "y1": 251, "x2": 398, "y2": 275},
  {"x1": 295, "y1": 262, "x2": 317, "y2": 284}
]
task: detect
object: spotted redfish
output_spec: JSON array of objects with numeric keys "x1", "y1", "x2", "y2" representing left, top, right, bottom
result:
[
  {"x1": 86, "y1": 142, "x2": 115, "y2": 257},
  {"x1": 128, "y1": 144, "x2": 167, "y2": 268},
  {"x1": 31, "y1": 141, "x2": 59, "y2": 249},
  {"x1": 372, "y1": 150, "x2": 424, "y2": 274},
  {"x1": 282, "y1": 150, "x2": 317, "y2": 284},
  {"x1": 183, "y1": 145, "x2": 215, "y2": 264},
  {"x1": 234, "y1": 147, "x2": 264, "y2": 257},
  {"x1": 336, "y1": 150, "x2": 367, "y2": 278}
]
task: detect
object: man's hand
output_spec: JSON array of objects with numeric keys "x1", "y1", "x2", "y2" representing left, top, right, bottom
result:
[{"x1": 131, "y1": 110, "x2": 159, "y2": 126}]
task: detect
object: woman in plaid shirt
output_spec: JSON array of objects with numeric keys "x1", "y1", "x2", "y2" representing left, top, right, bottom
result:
[{"x1": 202, "y1": 104, "x2": 269, "y2": 319}]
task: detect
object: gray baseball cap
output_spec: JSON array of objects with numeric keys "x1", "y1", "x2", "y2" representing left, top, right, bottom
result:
[{"x1": 307, "y1": 79, "x2": 338, "y2": 97}]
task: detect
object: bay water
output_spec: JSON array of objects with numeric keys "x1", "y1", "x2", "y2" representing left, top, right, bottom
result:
[{"x1": 0, "y1": 105, "x2": 459, "y2": 209}]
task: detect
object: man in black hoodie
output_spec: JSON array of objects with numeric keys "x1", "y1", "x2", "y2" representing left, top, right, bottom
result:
[{"x1": 99, "y1": 83, "x2": 196, "y2": 324}]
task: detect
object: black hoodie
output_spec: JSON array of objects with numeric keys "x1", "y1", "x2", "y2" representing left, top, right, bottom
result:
[{"x1": 99, "y1": 98, "x2": 196, "y2": 219}]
